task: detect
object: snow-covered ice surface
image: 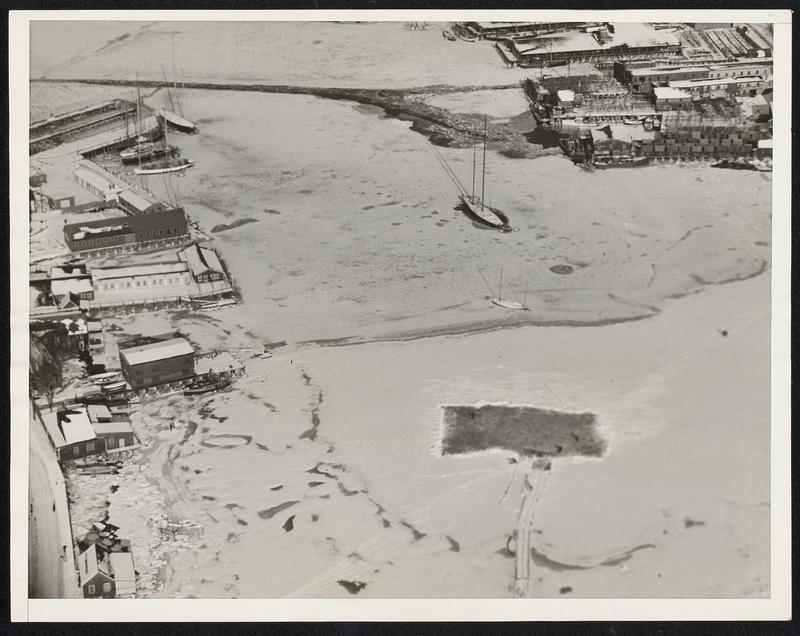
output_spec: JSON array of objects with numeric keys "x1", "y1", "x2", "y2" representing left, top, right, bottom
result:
[{"x1": 76, "y1": 272, "x2": 768, "y2": 598}]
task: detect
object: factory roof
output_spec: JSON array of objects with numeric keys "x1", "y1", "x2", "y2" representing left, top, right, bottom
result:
[
  {"x1": 119, "y1": 337, "x2": 194, "y2": 366},
  {"x1": 91, "y1": 261, "x2": 187, "y2": 281},
  {"x1": 179, "y1": 244, "x2": 225, "y2": 277}
]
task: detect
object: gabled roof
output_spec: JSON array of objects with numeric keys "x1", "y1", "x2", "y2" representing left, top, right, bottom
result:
[
  {"x1": 179, "y1": 244, "x2": 225, "y2": 277},
  {"x1": 78, "y1": 545, "x2": 111, "y2": 584},
  {"x1": 119, "y1": 337, "x2": 194, "y2": 366},
  {"x1": 119, "y1": 189, "x2": 159, "y2": 213}
]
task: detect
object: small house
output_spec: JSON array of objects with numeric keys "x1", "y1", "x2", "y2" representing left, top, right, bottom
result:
[
  {"x1": 78, "y1": 545, "x2": 115, "y2": 598},
  {"x1": 41, "y1": 407, "x2": 100, "y2": 463}
]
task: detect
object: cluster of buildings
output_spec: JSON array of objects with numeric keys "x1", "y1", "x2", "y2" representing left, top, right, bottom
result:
[
  {"x1": 614, "y1": 58, "x2": 773, "y2": 110},
  {"x1": 77, "y1": 522, "x2": 136, "y2": 599},
  {"x1": 40, "y1": 403, "x2": 137, "y2": 463},
  {"x1": 30, "y1": 242, "x2": 233, "y2": 315},
  {"x1": 118, "y1": 336, "x2": 243, "y2": 391}
]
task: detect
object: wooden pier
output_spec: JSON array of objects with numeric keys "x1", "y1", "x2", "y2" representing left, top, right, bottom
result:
[{"x1": 513, "y1": 458, "x2": 552, "y2": 598}]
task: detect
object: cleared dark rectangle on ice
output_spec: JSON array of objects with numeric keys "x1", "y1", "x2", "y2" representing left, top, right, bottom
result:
[{"x1": 441, "y1": 405, "x2": 605, "y2": 457}]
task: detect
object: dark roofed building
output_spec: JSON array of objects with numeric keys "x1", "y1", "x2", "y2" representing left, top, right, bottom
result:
[{"x1": 63, "y1": 208, "x2": 188, "y2": 253}]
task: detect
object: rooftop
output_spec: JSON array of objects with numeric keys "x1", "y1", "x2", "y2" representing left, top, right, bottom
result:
[
  {"x1": 92, "y1": 420, "x2": 135, "y2": 435},
  {"x1": 653, "y1": 86, "x2": 693, "y2": 99},
  {"x1": 51, "y1": 277, "x2": 93, "y2": 297},
  {"x1": 179, "y1": 244, "x2": 225, "y2": 277},
  {"x1": 119, "y1": 337, "x2": 194, "y2": 366},
  {"x1": 119, "y1": 188, "x2": 160, "y2": 213},
  {"x1": 518, "y1": 22, "x2": 680, "y2": 55},
  {"x1": 91, "y1": 261, "x2": 188, "y2": 281},
  {"x1": 64, "y1": 208, "x2": 187, "y2": 241},
  {"x1": 670, "y1": 76, "x2": 763, "y2": 89},
  {"x1": 86, "y1": 403, "x2": 112, "y2": 422},
  {"x1": 109, "y1": 552, "x2": 136, "y2": 595},
  {"x1": 42, "y1": 407, "x2": 96, "y2": 448},
  {"x1": 629, "y1": 66, "x2": 709, "y2": 77}
]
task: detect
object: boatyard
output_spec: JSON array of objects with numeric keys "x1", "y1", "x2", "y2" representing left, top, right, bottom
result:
[{"x1": 26, "y1": 19, "x2": 773, "y2": 602}]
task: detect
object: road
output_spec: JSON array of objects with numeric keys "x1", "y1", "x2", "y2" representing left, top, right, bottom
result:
[{"x1": 28, "y1": 410, "x2": 80, "y2": 598}]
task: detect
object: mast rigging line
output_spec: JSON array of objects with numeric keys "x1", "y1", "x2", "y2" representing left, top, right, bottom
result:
[{"x1": 425, "y1": 141, "x2": 468, "y2": 197}]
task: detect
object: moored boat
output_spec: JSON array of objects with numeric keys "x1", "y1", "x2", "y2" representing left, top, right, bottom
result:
[
  {"x1": 134, "y1": 157, "x2": 194, "y2": 175},
  {"x1": 160, "y1": 109, "x2": 197, "y2": 134},
  {"x1": 184, "y1": 376, "x2": 231, "y2": 395}
]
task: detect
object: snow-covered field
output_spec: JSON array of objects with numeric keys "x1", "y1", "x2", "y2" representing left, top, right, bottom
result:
[{"x1": 28, "y1": 20, "x2": 773, "y2": 599}]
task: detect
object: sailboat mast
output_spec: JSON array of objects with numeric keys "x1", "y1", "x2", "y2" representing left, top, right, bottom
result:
[
  {"x1": 471, "y1": 143, "x2": 476, "y2": 200},
  {"x1": 480, "y1": 114, "x2": 487, "y2": 209},
  {"x1": 171, "y1": 34, "x2": 180, "y2": 114}
]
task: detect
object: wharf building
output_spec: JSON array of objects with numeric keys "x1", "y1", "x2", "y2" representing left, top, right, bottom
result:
[
  {"x1": 85, "y1": 243, "x2": 234, "y2": 311},
  {"x1": 457, "y1": 21, "x2": 595, "y2": 40},
  {"x1": 118, "y1": 337, "x2": 195, "y2": 390},
  {"x1": 501, "y1": 23, "x2": 682, "y2": 67},
  {"x1": 63, "y1": 207, "x2": 189, "y2": 255},
  {"x1": 73, "y1": 160, "x2": 166, "y2": 215}
]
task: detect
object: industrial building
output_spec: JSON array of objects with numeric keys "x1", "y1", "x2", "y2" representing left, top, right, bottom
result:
[
  {"x1": 63, "y1": 207, "x2": 188, "y2": 253},
  {"x1": 118, "y1": 337, "x2": 195, "y2": 390}
]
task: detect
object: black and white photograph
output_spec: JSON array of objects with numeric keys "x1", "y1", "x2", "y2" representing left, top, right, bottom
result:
[{"x1": 9, "y1": 9, "x2": 792, "y2": 622}]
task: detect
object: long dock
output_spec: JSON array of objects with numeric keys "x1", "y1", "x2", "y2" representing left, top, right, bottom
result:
[{"x1": 513, "y1": 458, "x2": 551, "y2": 598}]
